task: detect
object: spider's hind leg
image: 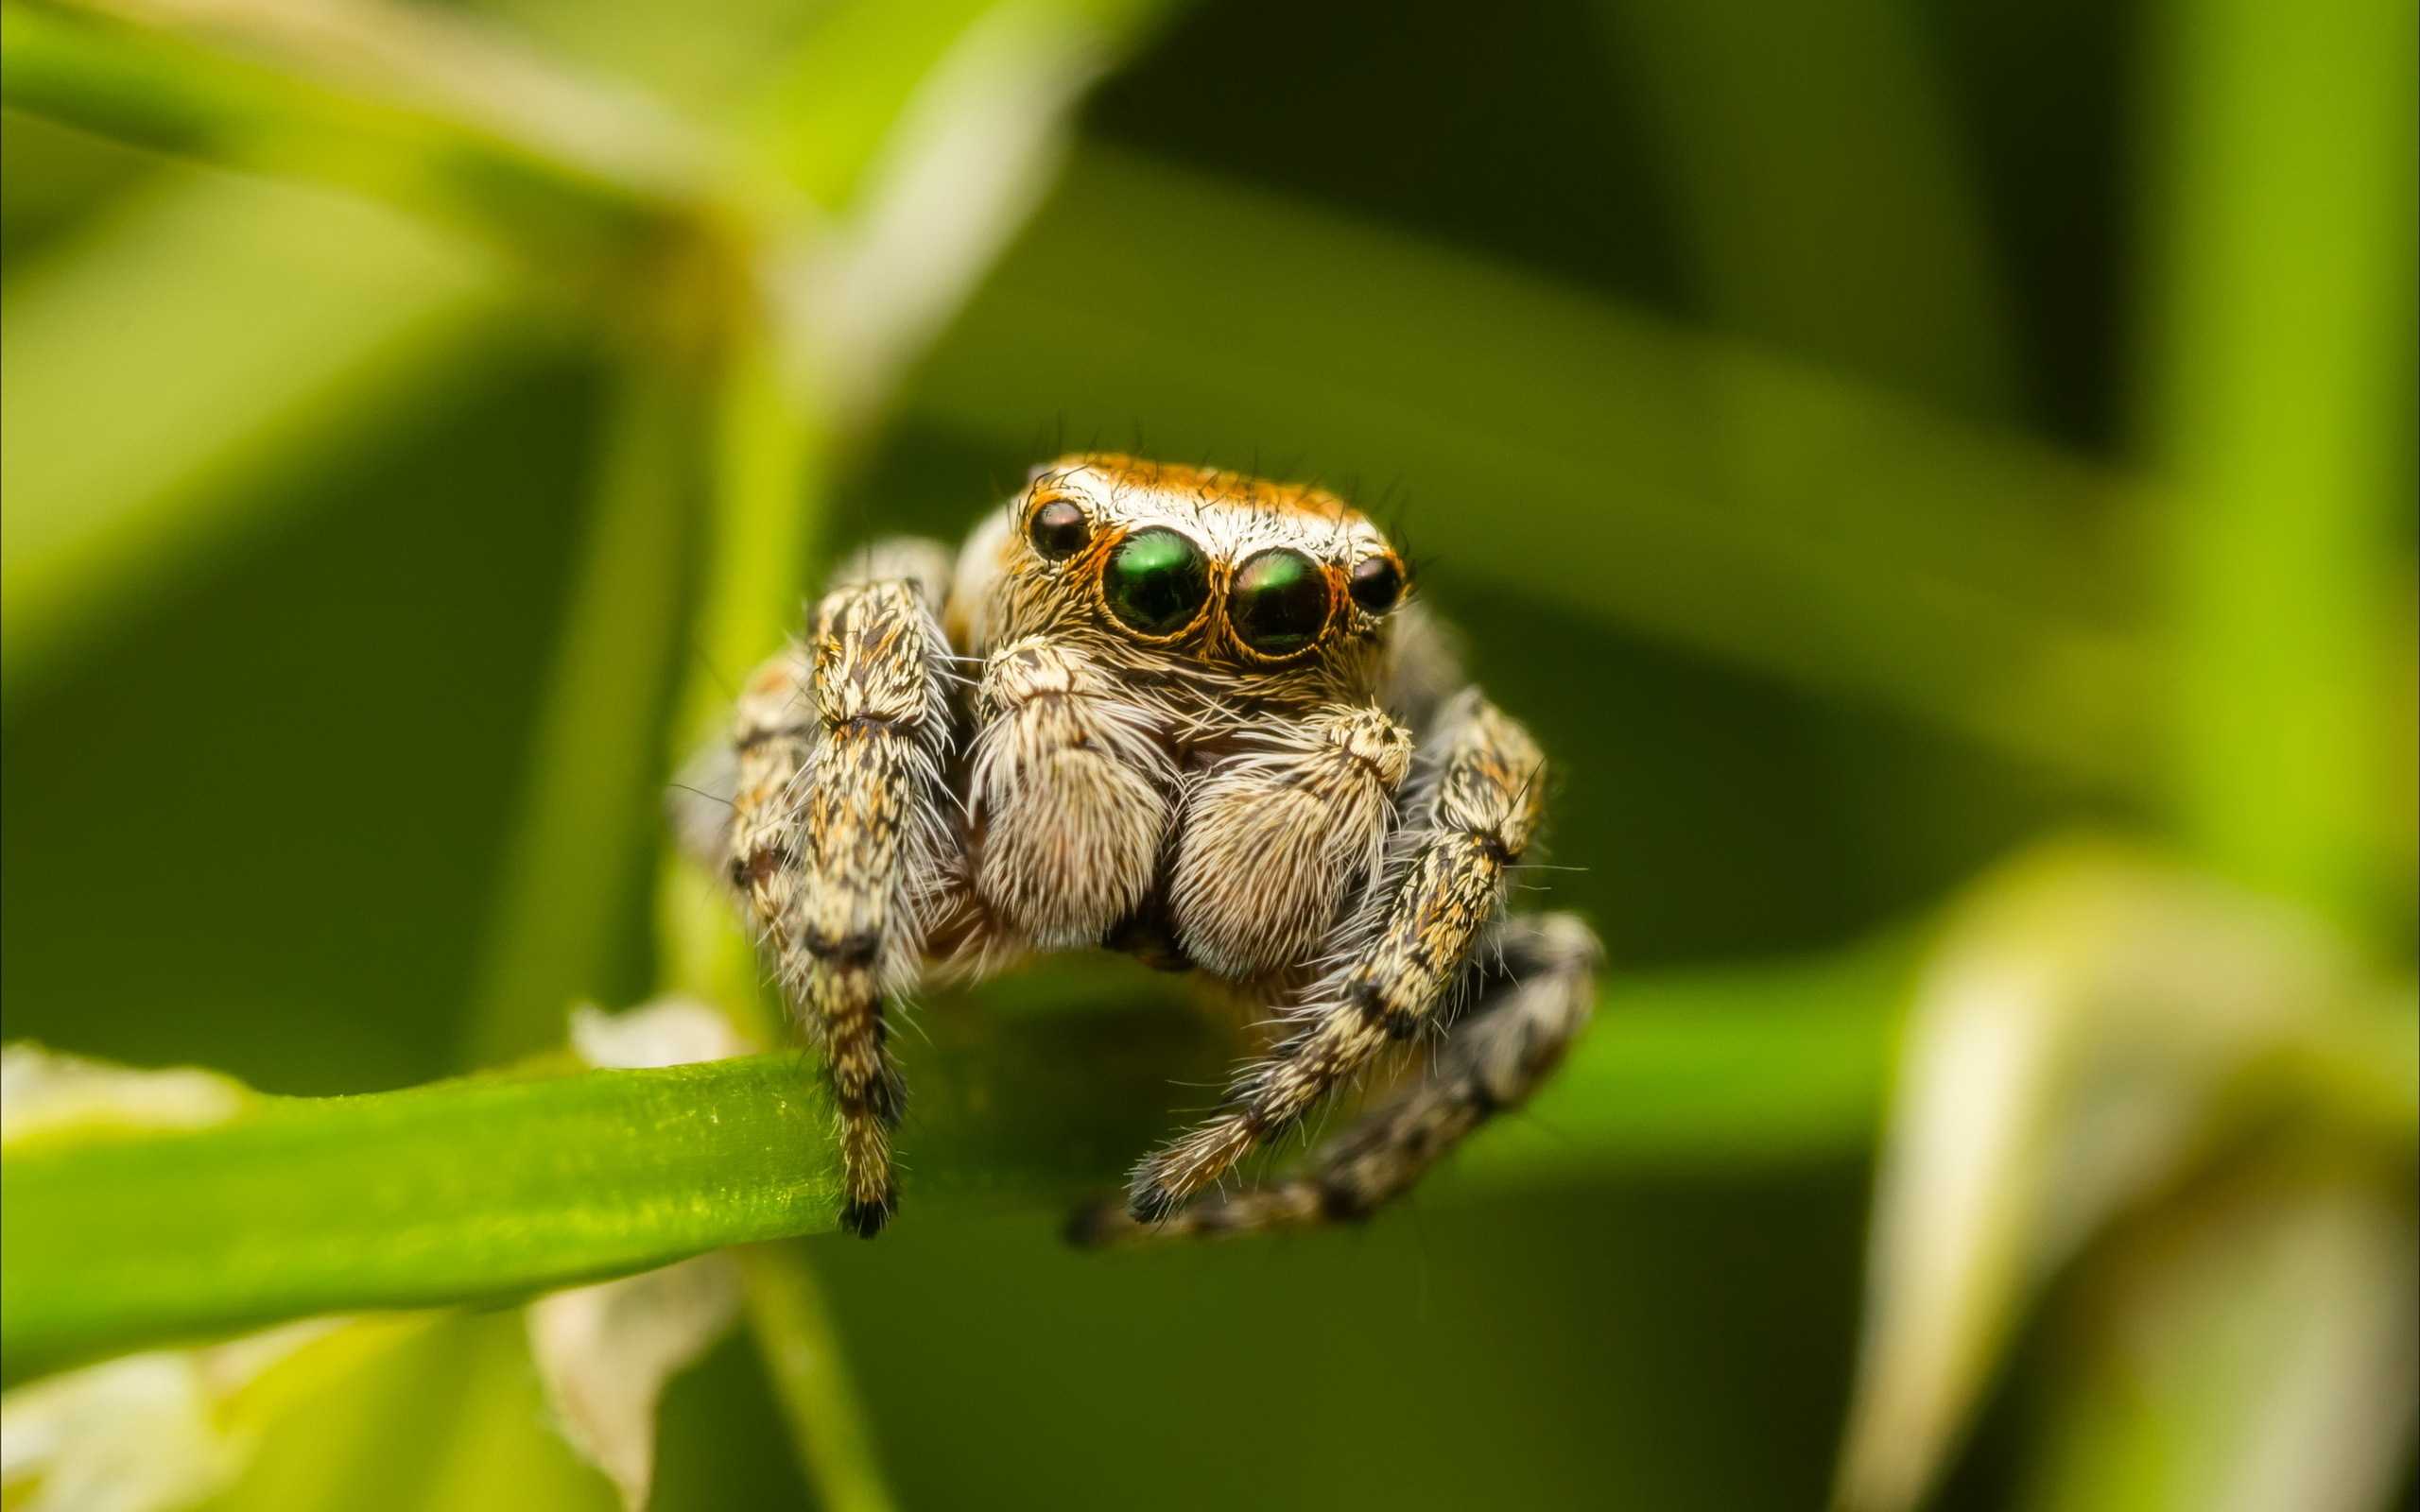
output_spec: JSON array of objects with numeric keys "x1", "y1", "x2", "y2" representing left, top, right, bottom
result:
[
  {"x1": 727, "y1": 541, "x2": 960, "y2": 1237},
  {"x1": 1072, "y1": 913, "x2": 1598, "y2": 1245}
]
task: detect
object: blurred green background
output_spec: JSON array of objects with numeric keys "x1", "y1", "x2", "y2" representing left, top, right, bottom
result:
[{"x1": 2, "y1": 0, "x2": 2411, "y2": 1508}]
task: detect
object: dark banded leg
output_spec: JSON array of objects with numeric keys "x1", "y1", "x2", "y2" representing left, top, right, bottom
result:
[
  {"x1": 1120, "y1": 690, "x2": 1551, "y2": 1225},
  {"x1": 1072, "y1": 914, "x2": 1598, "y2": 1244},
  {"x1": 728, "y1": 545, "x2": 957, "y2": 1237}
]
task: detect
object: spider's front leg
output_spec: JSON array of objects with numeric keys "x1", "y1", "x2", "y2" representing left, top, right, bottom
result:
[
  {"x1": 1100, "y1": 690, "x2": 1598, "y2": 1237},
  {"x1": 729, "y1": 543, "x2": 958, "y2": 1237}
]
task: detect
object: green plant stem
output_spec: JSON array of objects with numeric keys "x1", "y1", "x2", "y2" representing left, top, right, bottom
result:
[
  {"x1": 2150, "y1": 0, "x2": 2416, "y2": 931},
  {"x1": 1, "y1": 942, "x2": 1913, "y2": 1386},
  {"x1": 1, "y1": 1055, "x2": 832, "y2": 1383},
  {"x1": 735, "y1": 1243, "x2": 900, "y2": 1512},
  {"x1": 683, "y1": 313, "x2": 828, "y2": 749},
  {"x1": 649, "y1": 315, "x2": 824, "y2": 1046},
  {"x1": 460, "y1": 364, "x2": 703, "y2": 1063}
]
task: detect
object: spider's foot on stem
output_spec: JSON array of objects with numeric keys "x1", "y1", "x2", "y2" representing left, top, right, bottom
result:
[{"x1": 838, "y1": 1187, "x2": 897, "y2": 1239}]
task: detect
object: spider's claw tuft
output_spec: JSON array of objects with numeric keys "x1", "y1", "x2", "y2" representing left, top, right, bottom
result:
[
  {"x1": 839, "y1": 1188, "x2": 897, "y2": 1239},
  {"x1": 1125, "y1": 1179, "x2": 1184, "y2": 1227}
]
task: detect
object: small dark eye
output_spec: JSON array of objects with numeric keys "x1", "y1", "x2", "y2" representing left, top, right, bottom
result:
[
  {"x1": 1103, "y1": 527, "x2": 1209, "y2": 636},
  {"x1": 1230, "y1": 549, "x2": 1332, "y2": 655},
  {"x1": 1349, "y1": 555, "x2": 1404, "y2": 614},
  {"x1": 1028, "y1": 500, "x2": 1090, "y2": 560}
]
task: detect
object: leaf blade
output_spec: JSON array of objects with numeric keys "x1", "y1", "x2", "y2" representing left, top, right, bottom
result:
[{"x1": 0, "y1": 943, "x2": 1904, "y2": 1383}]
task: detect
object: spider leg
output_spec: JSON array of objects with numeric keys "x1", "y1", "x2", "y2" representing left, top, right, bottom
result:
[
  {"x1": 1117, "y1": 689, "x2": 1566, "y2": 1225},
  {"x1": 1071, "y1": 912, "x2": 1597, "y2": 1244},
  {"x1": 728, "y1": 541, "x2": 958, "y2": 1237}
]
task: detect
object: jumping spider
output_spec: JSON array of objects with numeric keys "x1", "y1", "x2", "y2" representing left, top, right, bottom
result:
[{"x1": 689, "y1": 455, "x2": 1599, "y2": 1242}]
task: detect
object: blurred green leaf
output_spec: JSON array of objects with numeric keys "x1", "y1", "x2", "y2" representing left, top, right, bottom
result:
[
  {"x1": 749, "y1": 0, "x2": 1023, "y2": 210},
  {"x1": 764, "y1": 0, "x2": 1173, "y2": 211},
  {"x1": 0, "y1": 104, "x2": 150, "y2": 253},
  {"x1": 0, "y1": 166, "x2": 511, "y2": 694},
  {"x1": 187, "y1": 1312, "x2": 560, "y2": 1511},
  {"x1": 2021, "y1": 1152, "x2": 2417, "y2": 1512},
  {"x1": 1593, "y1": 0, "x2": 2019, "y2": 412},
  {"x1": 911, "y1": 146, "x2": 2153, "y2": 783},
  {"x1": 1, "y1": 0, "x2": 726, "y2": 277},
  {"x1": 399, "y1": 1308, "x2": 612, "y2": 1512}
]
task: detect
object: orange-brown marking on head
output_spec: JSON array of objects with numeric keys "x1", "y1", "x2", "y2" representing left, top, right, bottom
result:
[{"x1": 1042, "y1": 453, "x2": 1366, "y2": 525}]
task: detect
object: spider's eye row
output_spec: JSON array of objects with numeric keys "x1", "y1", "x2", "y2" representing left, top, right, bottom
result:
[
  {"x1": 1348, "y1": 555, "x2": 1404, "y2": 615},
  {"x1": 1103, "y1": 527, "x2": 1209, "y2": 636},
  {"x1": 1229, "y1": 548, "x2": 1332, "y2": 655},
  {"x1": 1028, "y1": 499, "x2": 1090, "y2": 560}
]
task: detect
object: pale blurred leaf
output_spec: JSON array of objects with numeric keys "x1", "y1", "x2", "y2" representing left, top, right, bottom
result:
[
  {"x1": 0, "y1": 1319, "x2": 372, "y2": 1512},
  {"x1": 1, "y1": 1042, "x2": 250, "y2": 1148},
  {"x1": 802, "y1": 1, "x2": 1174, "y2": 423},
  {"x1": 527, "y1": 1254, "x2": 742, "y2": 1512},
  {"x1": 1834, "y1": 838, "x2": 2362, "y2": 1512},
  {"x1": 1, "y1": 1354, "x2": 234, "y2": 1512},
  {"x1": 567, "y1": 998, "x2": 752, "y2": 1072}
]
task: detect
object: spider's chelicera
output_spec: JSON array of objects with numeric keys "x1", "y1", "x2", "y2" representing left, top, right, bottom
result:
[{"x1": 687, "y1": 455, "x2": 1599, "y2": 1243}]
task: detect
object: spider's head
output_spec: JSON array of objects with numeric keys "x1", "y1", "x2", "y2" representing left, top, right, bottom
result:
[{"x1": 1003, "y1": 454, "x2": 1409, "y2": 671}]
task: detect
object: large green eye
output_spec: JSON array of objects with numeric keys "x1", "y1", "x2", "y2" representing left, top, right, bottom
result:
[
  {"x1": 1103, "y1": 527, "x2": 1209, "y2": 636},
  {"x1": 1230, "y1": 548, "x2": 1332, "y2": 655}
]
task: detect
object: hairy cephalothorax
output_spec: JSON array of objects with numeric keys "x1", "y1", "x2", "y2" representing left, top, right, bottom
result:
[{"x1": 686, "y1": 455, "x2": 1599, "y2": 1241}]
